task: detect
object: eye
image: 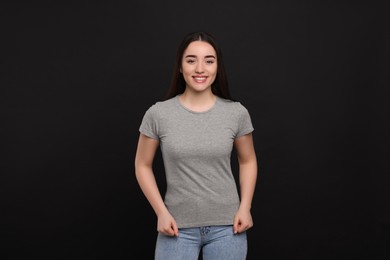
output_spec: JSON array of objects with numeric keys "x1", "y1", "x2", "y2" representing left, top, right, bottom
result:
[
  {"x1": 186, "y1": 59, "x2": 196, "y2": 64},
  {"x1": 205, "y1": 59, "x2": 215, "y2": 64}
]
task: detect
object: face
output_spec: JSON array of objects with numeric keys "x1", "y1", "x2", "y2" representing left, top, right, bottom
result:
[{"x1": 181, "y1": 41, "x2": 217, "y2": 93}]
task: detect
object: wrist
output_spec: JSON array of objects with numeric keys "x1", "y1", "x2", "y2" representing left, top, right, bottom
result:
[
  {"x1": 239, "y1": 202, "x2": 252, "y2": 211},
  {"x1": 155, "y1": 207, "x2": 170, "y2": 217}
]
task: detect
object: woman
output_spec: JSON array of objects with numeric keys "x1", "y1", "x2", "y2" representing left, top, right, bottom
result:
[{"x1": 135, "y1": 31, "x2": 258, "y2": 260}]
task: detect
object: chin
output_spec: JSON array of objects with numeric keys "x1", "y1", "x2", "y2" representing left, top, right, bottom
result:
[{"x1": 192, "y1": 85, "x2": 211, "y2": 92}]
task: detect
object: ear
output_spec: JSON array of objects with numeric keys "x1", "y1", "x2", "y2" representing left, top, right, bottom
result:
[{"x1": 179, "y1": 67, "x2": 182, "y2": 73}]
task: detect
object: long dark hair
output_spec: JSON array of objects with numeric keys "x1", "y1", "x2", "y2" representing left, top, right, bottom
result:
[{"x1": 165, "y1": 31, "x2": 233, "y2": 100}]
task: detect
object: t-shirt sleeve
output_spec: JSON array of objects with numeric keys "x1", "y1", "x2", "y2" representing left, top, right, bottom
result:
[
  {"x1": 236, "y1": 104, "x2": 254, "y2": 138},
  {"x1": 139, "y1": 104, "x2": 159, "y2": 140}
]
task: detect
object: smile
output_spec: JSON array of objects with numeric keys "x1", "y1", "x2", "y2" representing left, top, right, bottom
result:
[{"x1": 193, "y1": 76, "x2": 207, "y2": 83}]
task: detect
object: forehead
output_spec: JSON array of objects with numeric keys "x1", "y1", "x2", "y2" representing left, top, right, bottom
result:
[{"x1": 183, "y1": 41, "x2": 216, "y2": 56}]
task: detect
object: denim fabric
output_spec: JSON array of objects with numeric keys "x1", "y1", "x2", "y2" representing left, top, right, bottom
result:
[{"x1": 155, "y1": 225, "x2": 247, "y2": 260}]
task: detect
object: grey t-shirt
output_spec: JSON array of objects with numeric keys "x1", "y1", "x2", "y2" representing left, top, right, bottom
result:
[{"x1": 139, "y1": 95, "x2": 254, "y2": 228}]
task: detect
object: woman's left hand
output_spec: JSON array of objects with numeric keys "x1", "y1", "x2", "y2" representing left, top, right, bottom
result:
[{"x1": 233, "y1": 207, "x2": 253, "y2": 234}]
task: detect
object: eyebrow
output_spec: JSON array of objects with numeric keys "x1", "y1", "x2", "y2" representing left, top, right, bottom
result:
[{"x1": 184, "y1": 55, "x2": 216, "y2": 59}]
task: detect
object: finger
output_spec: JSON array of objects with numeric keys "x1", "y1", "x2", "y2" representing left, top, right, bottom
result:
[
  {"x1": 160, "y1": 226, "x2": 174, "y2": 236},
  {"x1": 233, "y1": 218, "x2": 240, "y2": 234},
  {"x1": 238, "y1": 225, "x2": 246, "y2": 233},
  {"x1": 238, "y1": 223, "x2": 251, "y2": 233},
  {"x1": 167, "y1": 229, "x2": 175, "y2": 236},
  {"x1": 172, "y1": 223, "x2": 179, "y2": 236}
]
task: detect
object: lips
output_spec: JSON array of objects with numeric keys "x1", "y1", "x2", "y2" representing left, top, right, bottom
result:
[{"x1": 193, "y1": 76, "x2": 207, "y2": 83}]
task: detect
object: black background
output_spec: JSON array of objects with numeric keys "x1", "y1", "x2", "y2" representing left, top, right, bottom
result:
[{"x1": 1, "y1": 1, "x2": 389, "y2": 259}]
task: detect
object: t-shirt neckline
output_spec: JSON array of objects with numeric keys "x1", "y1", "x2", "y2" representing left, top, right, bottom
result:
[{"x1": 175, "y1": 95, "x2": 219, "y2": 114}]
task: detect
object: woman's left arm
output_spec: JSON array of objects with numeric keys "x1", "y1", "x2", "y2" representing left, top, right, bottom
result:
[{"x1": 233, "y1": 133, "x2": 258, "y2": 234}]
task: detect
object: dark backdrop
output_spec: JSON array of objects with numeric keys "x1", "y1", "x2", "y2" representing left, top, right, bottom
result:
[{"x1": 1, "y1": 1, "x2": 389, "y2": 259}]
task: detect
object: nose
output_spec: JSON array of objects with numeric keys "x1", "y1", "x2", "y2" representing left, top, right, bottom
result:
[{"x1": 195, "y1": 62, "x2": 204, "y2": 74}]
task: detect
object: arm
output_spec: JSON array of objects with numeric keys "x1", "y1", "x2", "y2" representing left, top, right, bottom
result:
[
  {"x1": 134, "y1": 133, "x2": 178, "y2": 236},
  {"x1": 232, "y1": 133, "x2": 258, "y2": 234}
]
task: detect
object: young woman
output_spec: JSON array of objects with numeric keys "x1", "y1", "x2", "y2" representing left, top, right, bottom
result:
[{"x1": 135, "y1": 31, "x2": 258, "y2": 260}]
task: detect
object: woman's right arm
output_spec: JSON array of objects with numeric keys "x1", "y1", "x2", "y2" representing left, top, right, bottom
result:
[{"x1": 134, "y1": 133, "x2": 178, "y2": 236}]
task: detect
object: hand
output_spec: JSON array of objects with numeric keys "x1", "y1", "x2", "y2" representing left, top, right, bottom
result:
[
  {"x1": 233, "y1": 207, "x2": 253, "y2": 234},
  {"x1": 157, "y1": 211, "x2": 179, "y2": 236}
]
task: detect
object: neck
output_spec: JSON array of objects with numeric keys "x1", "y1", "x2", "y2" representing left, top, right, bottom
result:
[{"x1": 179, "y1": 88, "x2": 217, "y2": 112}]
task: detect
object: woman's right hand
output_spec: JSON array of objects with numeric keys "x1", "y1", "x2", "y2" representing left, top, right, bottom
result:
[{"x1": 157, "y1": 211, "x2": 179, "y2": 236}]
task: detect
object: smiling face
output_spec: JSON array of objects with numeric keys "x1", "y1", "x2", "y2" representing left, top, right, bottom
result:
[{"x1": 181, "y1": 41, "x2": 217, "y2": 94}]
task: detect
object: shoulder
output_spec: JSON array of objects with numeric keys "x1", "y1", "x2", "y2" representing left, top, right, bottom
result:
[
  {"x1": 144, "y1": 97, "x2": 176, "y2": 116},
  {"x1": 218, "y1": 97, "x2": 250, "y2": 115},
  {"x1": 156, "y1": 96, "x2": 176, "y2": 108}
]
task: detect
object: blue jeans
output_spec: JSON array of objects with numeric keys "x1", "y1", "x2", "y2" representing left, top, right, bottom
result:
[{"x1": 155, "y1": 225, "x2": 247, "y2": 260}]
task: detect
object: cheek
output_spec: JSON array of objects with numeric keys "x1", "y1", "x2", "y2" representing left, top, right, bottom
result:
[
  {"x1": 181, "y1": 65, "x2": 192, "y2": 75},
  {"x1": 211, "y1": 66, "x2": 218, "y2": 76}
]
